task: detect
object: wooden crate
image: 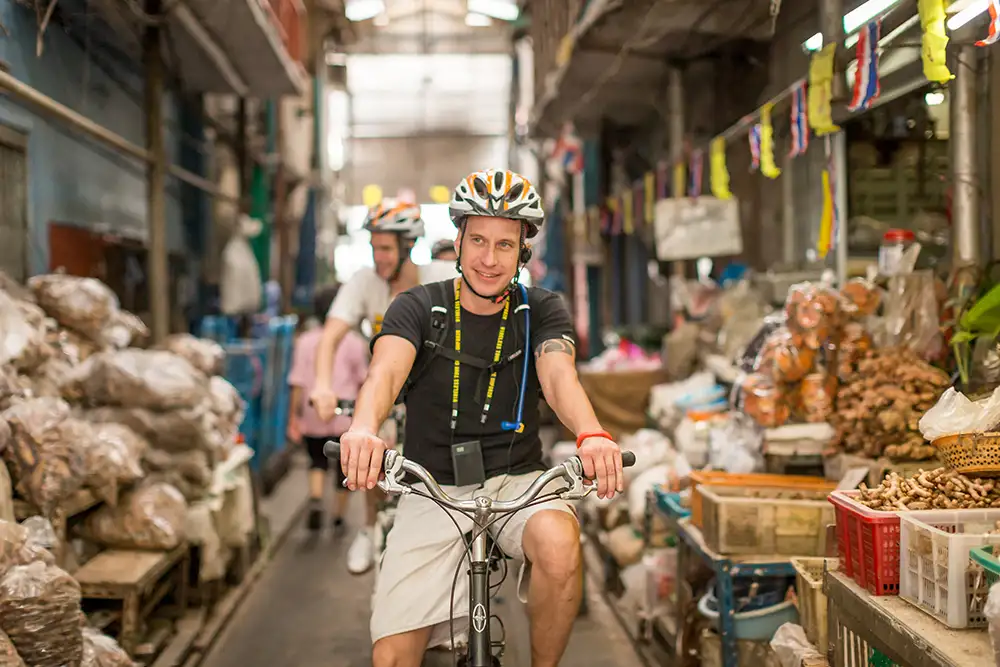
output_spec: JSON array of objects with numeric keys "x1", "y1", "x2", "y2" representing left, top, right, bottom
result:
[{"x1": 700, "y1": 485, "x2": 835, "y2": 557}]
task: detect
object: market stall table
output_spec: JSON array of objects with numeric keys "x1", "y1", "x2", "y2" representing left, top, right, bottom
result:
[{"x1": 825, "y1": 571, "x2": 990, "y2": 667}]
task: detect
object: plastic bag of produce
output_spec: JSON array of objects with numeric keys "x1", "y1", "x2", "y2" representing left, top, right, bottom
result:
[
  {"x1": 80, "y1": 421, "x2": 145, "y2": 507},
  {"x1": 81, "y1": 627, "x2": 135, "y2": 667},
  {"x1": 82, "y1": 403, "x2": 215, "y2": 455},
  {"x1": 0, "y1": 561, "x2": 83, "y2": 667},
  {"x1": 142, "y1": 449, "x2": 213, "y2": 502},
  {"x1": 186, "y1": 504, "x2": 227, "y2": 582},
  {"x1": 0, "y1": 289, "x2": 50, "y2": 372},
  {"x1": 155, "y1": 334, "x2": 225, "y2": 376},
  {"x1": 1, "y1": 398, "x2": 85, "y2": 516},
  {"x1": 77, "y1": 481, "x2": 187, "y2": 550},
  {"x1": 0, "y1": 463, "x2": 13, "y2": 523},
  {"x1": 210, "y1": 376, "x2": 245, "y2": 428},
  {"x1": 739, "y1": 373, "x2": 790, "y2": 428},
  {"x1": 754, "y1": 328, "x2": 815, "y2": 383},
  {"x1": 919, "y1": 386, "x2": 1000, "y2": 441},
  {"x1": 27, "y1": 274, "x2": 128, "y2": 347},
  {"x1": 784, "y1": 282, "x2": 843, "y2": 350},
  {"x1": 65, "y1": 349, "x2": 208, "y2": 412},
  {"x1": 45, "y1": 328, "x2": 100, "y2": 366},
  {"x1": 0, "y1": 519, "x2": 56, "y2": 575}
]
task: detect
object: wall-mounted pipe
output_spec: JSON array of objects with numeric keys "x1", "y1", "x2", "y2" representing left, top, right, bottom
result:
[
  {"x1": 951, "y1": 44, "x2": 980, "y2": 271},
  {"x1": 0, "y1": 69, "x2": 239, "y2": 205}
]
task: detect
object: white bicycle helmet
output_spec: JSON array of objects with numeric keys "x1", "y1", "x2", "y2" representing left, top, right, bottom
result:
[
  {"x1": 363, "y1": 201, "x2": 425, "y2": 241},
  {"x1": 449, "y1": 169, "x2": 544, "y2": 238}
]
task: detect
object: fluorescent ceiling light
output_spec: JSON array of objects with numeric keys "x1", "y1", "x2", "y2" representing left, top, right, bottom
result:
[
  {"x1": 467, "y1": 0, "x2": 519, "y2": 22},
  {"x1": 803, "y1": 0, "x2": 902, "y2": 51},
  {"x1": 947, "y1": 0, "x2": 989, "y2": 29},
  {"x1": 345, "y1": 0, "x2": 385, "y2": 22},
  {"x1": 925, "y1": 91, "x2": 945, "y2": 106},
  {"x1": 465, "y1": 12, "x2": 493, "y2": 27}
]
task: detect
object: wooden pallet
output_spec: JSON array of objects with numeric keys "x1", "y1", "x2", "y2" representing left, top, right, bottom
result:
[{"x1": 74, "y1": 544, "x2": 191, "y2": 655}]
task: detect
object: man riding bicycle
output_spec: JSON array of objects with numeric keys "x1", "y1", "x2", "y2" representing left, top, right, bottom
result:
[
  {"x1": 338, "y1": 168, "x2": 624, "y2": 667},
  {"x1": 311, "y1": 199, "x2": 456, "y2": 574},
  {"x1": 431, "y1": 237, "x2": 458, "y2": 263}
]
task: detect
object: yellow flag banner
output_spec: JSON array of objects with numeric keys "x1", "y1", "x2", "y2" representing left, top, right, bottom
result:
[
  {"x1": 672, "y1": 162, "x2": 686, "y2": 199},
  {"x1": 917, "y1": 0, "x2": 952, "y2": 83},
  {"x1": 644, "y1": 171, "x2": 656, "y2": 223},
  {"x1": 817, "y1": 169, "x2": 834, "y2": 259},
  {"x1": 622, "y1": 190, "x2": 634, "y2": 235},
  {"x1": 759, "y1": 103, "x2": 782, "y2": 179},
  {"x1": 709, "y1": 137, "x2": 732, "y2": 200},
  {"x1": 808, "y1": 44, "x2": 840, "y2": 136}
]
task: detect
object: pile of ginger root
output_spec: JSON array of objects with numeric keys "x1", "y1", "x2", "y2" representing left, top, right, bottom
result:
[
  {"x1": 831, "y1": 348, "x2": 950, "y2": 460},
  {"x1": 858, "y1": 468, "x2": 1000, "y2": 511}
]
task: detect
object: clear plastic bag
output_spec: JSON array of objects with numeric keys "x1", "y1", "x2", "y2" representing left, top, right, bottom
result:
[
  {"x1": 27, "y1": 274, "x2": 125, "y2": 348},
  {"x1": 754, "y1": 328, "x2": 816, "y2": 383},
  {"x1": 155, "y1": 334, "x2": 224, "y2": 376},
  {"x1": 0, "y1": 561, "x2": 83, "y2": 667},
  {"x1": 919, "y1": 387, "x2": 1000, "y2": 441},
  {"x1": 81, "y1": 626, "x2": 135, "y2": 667},
  {"x1": 840, "y1": 277, "x2": 882, "y2": 317},
  {"x1": 83, "y1": 403, "x2": 216, "y2": 455},
  {"x1": 783, "y1": 282, "x2": 843, "y2": 350},
  {"x1": 1, "y1": 398, "x2": 86, "y2": 516},
  {"x1": 770, "y1": 623, "x2": 824, "y2": 667},
  {"x1": 876, "y1": 270, "x2": 943, "y2": 359},
  {"x1": 81, "y1": 422, "x2": 146, "y2": 507},
  {"x1": 77, "y1": 481, "x2": 187, "y2": 551},
  {"x1": 0, "y1": 519, "x2": 56, "y2": 576},
  {"x1": 0, "y1": 289, "x2": 50, "y2": 372},
  {"x1": 65, "y1": 349, "x2": 209, "y2": 412},
  {"x1": 740, "y1": 373, "x2": 790, "y2": 428}
]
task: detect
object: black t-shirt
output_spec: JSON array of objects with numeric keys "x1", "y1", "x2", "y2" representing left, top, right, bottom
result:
[{"x1": 371, "y1": 280, "x2": 575, "y2": 485}]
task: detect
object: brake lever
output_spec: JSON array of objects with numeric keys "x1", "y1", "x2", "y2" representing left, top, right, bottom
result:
[
  {"x1": 377, "y1": 449, "x2": 411, "y2": 495},
  {"x1": 557, "y1": 458, "x2": 593, "y2": 500}
]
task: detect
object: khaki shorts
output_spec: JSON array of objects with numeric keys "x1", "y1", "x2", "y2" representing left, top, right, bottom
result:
[{"x1": 370, "y1": 471, "x2": 577, "y2": 647}]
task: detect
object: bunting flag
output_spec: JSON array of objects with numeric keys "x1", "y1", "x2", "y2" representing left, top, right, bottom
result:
[
  {"x1": 656, "y1": 160, "x2": 669, "y2": 199},
  {"x1": 760, "y1": 104, "x2": 781, "y2": 179},
  {"x1": 553, "y1": 122, "x2": 584, "y2": 174},
  {"x1": 789, "y1": 81, "x2": 809, "y2": 158},
  {"x1": 749, "y1": 125, "x2": 762, "y2": 171},
  {"x1": 672, "y1": 162, "x2": 686, "y2": 199},
  {"x1": 808, "y1": 44, "x2": 840, "y2": 135},
  {"x1": 976, "y1": 0, "x2": 1000, "y2": 46},
  {"x1": 621, "y1": 190, "x2": 634, "y2": 235},
  {"x1": 917, "y1": 0, "x2": 952, "y2": 83},
  {"x1": 709, "y1": 137, "x2": 732, "y2": 200},
  {"x1": 689, "y1": 150, "x2": 704, "y2": 197},
  {"x1": 817, "y1": 137, "x2": 841, "y2": 258},
  {"x1": 849, "y1": 21, "x2": 881, "y2": 112},
  {"x1": 644, "y1": 172, "x2": 656, "y2": 222}
]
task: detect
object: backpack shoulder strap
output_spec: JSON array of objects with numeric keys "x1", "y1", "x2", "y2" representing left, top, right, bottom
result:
[{"x1": 396, "y1": 280, "x2": 453, "y2": 402}]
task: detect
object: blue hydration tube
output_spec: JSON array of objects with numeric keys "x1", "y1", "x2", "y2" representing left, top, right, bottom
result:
[{"x1": 501, "y1": 283, "x2": 530, "y2": 433}]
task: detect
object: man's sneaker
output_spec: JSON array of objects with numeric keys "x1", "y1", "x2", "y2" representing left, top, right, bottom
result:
[
  {"x1": 306, "y1": 502, "x2": 322, "y2": 532},
  {"x1": 347, "y1": 527, "x2": 374, "y2": 574}
]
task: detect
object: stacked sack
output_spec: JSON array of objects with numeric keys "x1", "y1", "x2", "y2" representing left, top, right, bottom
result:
[{"x1": 0, "y1": 517, "x2": 136, "y2": 667}]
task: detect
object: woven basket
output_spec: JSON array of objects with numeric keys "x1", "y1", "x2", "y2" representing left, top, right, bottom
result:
[{"x1": 931, "y1": 432, "x2": 1000, "y2": 477}]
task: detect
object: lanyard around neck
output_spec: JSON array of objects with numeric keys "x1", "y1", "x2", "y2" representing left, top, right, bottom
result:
[{"x1": 451, "y1": 279, "x2": 511, "y2": 432}]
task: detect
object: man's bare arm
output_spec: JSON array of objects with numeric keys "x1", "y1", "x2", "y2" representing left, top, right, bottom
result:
[
  {"x1": 350, "y1": 336, "x2": 417, "y2": 435},
  {"x1": 534, "y1": 338, "x2": 603, "y2": 435},
  {"x1": 314, "y1": 316, "x2": 351, "y2": 389}
]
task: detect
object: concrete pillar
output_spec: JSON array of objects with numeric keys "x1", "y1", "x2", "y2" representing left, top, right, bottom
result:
[{"x1": 144, "y1": 0, "x2": 169, "y2": 341}]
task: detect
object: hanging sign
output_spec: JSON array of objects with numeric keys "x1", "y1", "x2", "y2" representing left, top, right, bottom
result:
[{"x1": 653, "y1": 196, "x2": 742, "y2": 261}]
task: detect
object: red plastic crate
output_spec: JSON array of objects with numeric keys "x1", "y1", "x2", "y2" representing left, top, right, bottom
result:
[{"x1": 828, "y1": 490, "x2": 900, "y2": 596}]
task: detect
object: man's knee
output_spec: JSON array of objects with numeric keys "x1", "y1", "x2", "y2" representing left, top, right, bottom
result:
[
  {"x1": 523, "y1": 510, "x2": 581, "y2": 581},
  {"x1": 372, "y1": 630, "x2": 429, "y2": 667}
]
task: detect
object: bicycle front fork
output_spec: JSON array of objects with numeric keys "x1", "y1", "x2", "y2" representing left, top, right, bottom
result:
[{"x1": 462, "y1": 527, "x2": 501, "y2": 667}]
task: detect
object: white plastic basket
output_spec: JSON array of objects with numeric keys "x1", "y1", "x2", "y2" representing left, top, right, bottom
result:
[{"x1": 899, "y1": 508, "x2": 1000, "y2": 629}]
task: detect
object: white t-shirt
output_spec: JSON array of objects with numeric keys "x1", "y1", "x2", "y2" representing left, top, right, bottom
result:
[{"x1": 328, "y1": 260, "x2": 458, "y2": 336}]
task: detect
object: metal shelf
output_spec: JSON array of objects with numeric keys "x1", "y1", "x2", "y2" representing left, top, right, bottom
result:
[{"x1": 826, "y1": 571, "x2": 991, "y2": 667}]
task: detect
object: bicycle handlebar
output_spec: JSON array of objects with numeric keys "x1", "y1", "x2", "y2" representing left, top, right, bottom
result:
[{"x1": 323, "y1": 441, "x2": 635, "y2": 514}]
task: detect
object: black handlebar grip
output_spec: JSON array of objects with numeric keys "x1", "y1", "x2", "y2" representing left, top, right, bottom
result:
[
  {"x1": 323, "y1": 440, "x2": 341, "y2": 461},
  {"x1": 621, "y1": 450, "x2": 636, "y2": 468}
]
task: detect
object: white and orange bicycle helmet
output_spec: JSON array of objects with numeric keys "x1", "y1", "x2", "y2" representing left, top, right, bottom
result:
[
  {"x1": 449, "y1": 169, "x2": 544, "y2": 238},
  {"x1": 363, "y1": 201, "x2": 425, "y2": 241}
]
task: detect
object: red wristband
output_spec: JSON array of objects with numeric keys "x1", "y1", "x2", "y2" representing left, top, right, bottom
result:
[{"x1": 576, "y1": 430, "x2": 613, "y2": 448}]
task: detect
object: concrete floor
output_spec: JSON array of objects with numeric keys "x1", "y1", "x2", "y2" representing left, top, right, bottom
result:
[{"x1": 201, "y1": 457, "x2": 644, "y2": 667}]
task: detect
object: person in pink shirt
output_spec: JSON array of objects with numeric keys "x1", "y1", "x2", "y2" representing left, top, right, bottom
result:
[{"x1": 287, "y1": 285, "x2": 370, "y2": 532}]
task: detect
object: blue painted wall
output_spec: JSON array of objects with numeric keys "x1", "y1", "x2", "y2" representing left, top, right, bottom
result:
[{"x1": 0, "y1": 0, "x2": 186, "y2": 275}]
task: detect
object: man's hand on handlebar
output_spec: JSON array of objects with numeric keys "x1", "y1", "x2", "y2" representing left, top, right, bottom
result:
[
  {"x1": 339, "y1": 429, "x2": 387, "y2": 491},
  {"x1": 577, "y1": 435, "x2": 624, "y2": 500},
  {"x1": 310, "y1": 389, "x2": 339, "y2": 422}
]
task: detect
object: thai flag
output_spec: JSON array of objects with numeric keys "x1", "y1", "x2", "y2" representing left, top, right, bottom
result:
[
  {"x1": 749, "y1": 125, "x2": 761, "y2": 171},
  {"x1": 554, "y1": 123, "x2": 584, "y2": 174},
  {"x1": 689, "y1": 150, "x2": 704, "y2": 197},
  {"x1": 849, "y1": 21, "x2": 881, "y2": 112},
  {"x1": 789, "y1": 81, "x2": 809, "y2": 158},
  {"x1": 976, "y1": 0, "x2": 1000, "y2": 46}
]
